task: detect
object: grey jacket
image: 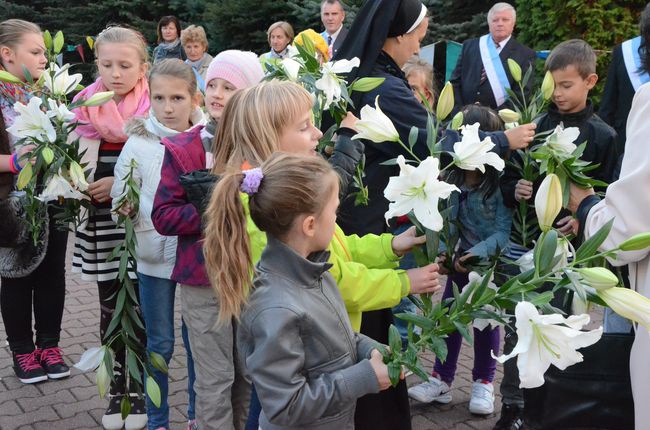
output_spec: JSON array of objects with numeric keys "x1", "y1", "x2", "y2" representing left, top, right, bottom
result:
[{"x1": 237, "y1": 236, "x2": 380, "y2": 430}]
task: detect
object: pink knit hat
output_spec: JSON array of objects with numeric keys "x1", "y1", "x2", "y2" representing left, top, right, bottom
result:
[{"x1": 205, "y1": 50, "x2": 265, "y2": 90}]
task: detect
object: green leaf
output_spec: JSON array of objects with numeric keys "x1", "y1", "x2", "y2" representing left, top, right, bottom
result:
[
  {"x1": 350, "y1": 77, "x2": 384, "y2": 92},
  {"x1": 96, "y1": 362, "x2": 110, "y2": 398},
  {"x1": 536, "y1": 230, "x2": 558, "y2": 274},
  {"x1": 453, "y1": 321, "x2": 473, "y2": 344},
  {"x1": 575, "y1": 218, "x2": 614, "y2": 262},
  {"x1": 53, "y1": 31, "x2": 64, "y2": 54},
  {"x1": 429, "y1": 336, "x2": 448, "y2": 363},
  {"x1": 120, "y1": 395, "x2": 131, "y2": 419},
  {"x1": 395, "y1": 312, "x2": 434, "y2": 331},
  {"x1": 146, "y1": 376, "x2": 162, "y2": 408},
  {"x1": 126, "y1": 350, "x2": 143, "y2": 384},
  {"x1": 388, "y1": 324, "x2": 402, "y2": 354},
  {"x1": 425, "y1": 229, "x2": 439, "y2": 263},
  {"x1": 149, "y1": 351, "x2": 169, "y2": 374},
  {"x1": 408, "y1": 126, "x2": 418, "y2": 150}
]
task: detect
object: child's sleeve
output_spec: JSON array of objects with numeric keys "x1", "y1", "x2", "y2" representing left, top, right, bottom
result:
[
  {"x1": 355, "y1": 333, "x2": 380, "y2": 361},
  {"x1": 338, "y1": 230, "x2": 401, "y2": 269},
  {"x1": 245, "y1": 307, "x2": 379, "y2": 427},
  {"x1": 151, "y1": 148, "x2": 202, "y2": 236},
  {"x1": 466, "y1": 191, "x2": 513, "y2": 259}
]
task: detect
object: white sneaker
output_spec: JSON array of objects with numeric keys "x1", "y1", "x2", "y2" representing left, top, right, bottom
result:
[
  {"x1": 408, "y1": 377, "x2": 452, "y2": 404},
  {"x1": 469, "y1": 380, "x2": 495, "y2": 415}
]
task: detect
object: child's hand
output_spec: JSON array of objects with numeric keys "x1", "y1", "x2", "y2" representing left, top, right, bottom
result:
[
  {"x1": 369, "y1": 349, "x2": 399, "y2": 390},
  {"x1": 568, "y1": 182, "x2": 595, "y2": 214},
  {"x1": 16, "y1": 144, "x2": 36, "y2": 168},
  {"x1": 436, "y1": 254, "x2": 449, "y2": 275},
  {"x1": 504, "y1": 123, "x2": 536, "y2": 150},
  {"x1": 391, "y1": 226, "x2": 426, "y2": 256},
  {"x1": 116, "y1": 200, "x2": 136, "y2": 218},
  {"x1": 515, "y1": 179, "x2": 533, "y2": 202},
  {"x1": 340, "y1": 112, "x2": 359, "y2": 132},
  {"x1": 454, "y1": 253, "x2": 474, "y2": 273},
  {"x1": 556, "y1": 215, "x2": 578, "y2": 236},
  {"x1": 88, "y1": 176, "x2": 115, "y2": 203},
  {"x1": 406, "y1": 263, "x2": 441, "y2": 294}
]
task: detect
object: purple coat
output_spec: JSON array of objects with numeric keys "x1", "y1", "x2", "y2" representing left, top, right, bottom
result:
[{"x1": 151, "y1": 126, "x2": 209, "y2": 287}]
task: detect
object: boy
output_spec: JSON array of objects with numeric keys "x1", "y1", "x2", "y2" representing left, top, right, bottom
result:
[
  {"x1": 403, "y1": 55, "x2": 436, "y2": 106},
  {"x1": 495, "y1": 39, "x2": 618, "y2": 430}
]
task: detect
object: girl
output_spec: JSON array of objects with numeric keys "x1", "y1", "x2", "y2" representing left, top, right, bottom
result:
[
  {"x1": 264, "y1": 22, "x2": 294, "y2": 60},
  {"x1": 215, "y1": 152, "x2": 391, "y2": 429},
  {"x1": 203, "y1": 80, "x2": 441, "y2": 429},
  {"x1": 152, "y1": 16, "x2": 186, "y2": 64},
  {"x1": 0, "y1": 19, "x2": 71, "y2": 384},
  {"x1": 408, "y1": 105, "x2": 512, "y2": 416},
  {"x1": 180, "y1": 25, "x2": 212, "y2": 93},
  {"x1": 111, "y1": 59, "x2": 204, "y2": 430},
  {"x1": 151, "y1": 50, "x2": 264, "y2": 430},
  {"x1": 71, "y1": 26, "x2": 150, "y2": 430}
]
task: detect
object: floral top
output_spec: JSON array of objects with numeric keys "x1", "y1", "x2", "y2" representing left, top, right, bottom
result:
[{"x1": 0, "y1": 77, "x2": 31, "y2": 148}]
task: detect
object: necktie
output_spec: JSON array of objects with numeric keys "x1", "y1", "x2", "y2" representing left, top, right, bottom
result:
[
  {"x1": 480, "y1": 42, "x2": 502, "y2": 84},
  {"x1": 327, "y1": 35, "x2": 332, "y2": 46}
]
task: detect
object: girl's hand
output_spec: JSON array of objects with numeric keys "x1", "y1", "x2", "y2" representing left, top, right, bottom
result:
[
  {"x1": 436, "y1": 254, "x2": 449, "y2": 275},
  {"x1": 454, "y1": 253, "x2": 474, "y2": 274},
  {"x1": 16, "y1": 144, "x2": 36, "y2": 168},
  {"x1": 369, "y1": 349, "x2": 399, "y2": 391},
  {"x1": 555, "y1": 215, "x2": 578, "y2": 236},
  {"x1": 88, "y1": 176, "x2": 115, "y2": 203},
  {"x1": 504, "y1": 123, "x2": 536, "y2": 150},
  {"x1": 514, "y1": 179, "x2": 533, "y2": 202},
  {"x1": 392, "y1": 226, "x2": 426, "y2": 256},
  {"x1": 406, "y1": 263, "x2": 441, "y2": 294},
  {"x1": 116, "y1": 200, "x2": 136, "y2": 218},
  {"x1": 340, "y1": 112, "x2": 359, "y2": 132},
  {"x1": 568, "y1": 182, "x2": 595, "y2": 214}
]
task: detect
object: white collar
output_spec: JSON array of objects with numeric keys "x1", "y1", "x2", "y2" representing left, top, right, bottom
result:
[{"x1": 493, "y1": 35, "x2": 512, "y2": 53}]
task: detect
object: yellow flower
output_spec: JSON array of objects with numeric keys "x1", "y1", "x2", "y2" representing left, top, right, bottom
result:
[{"x1": 294, "y1": 29, "x2": 329, "y2": 62}]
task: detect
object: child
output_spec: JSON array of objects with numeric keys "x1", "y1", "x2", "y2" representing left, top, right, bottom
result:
[
  {"x1": 181, "y1": 25, "x2": 213, "y2": 93},
  {"x1": 213, "y1": 152, "x2": 392, "y2": 429},
  {"x1": 153, "y1": 16, "x2": 186, "y2": 64},
  {"x1": 403, "y1": 55, "x2": 436, "y2": 106},
  {"x1": 71, "y1": 26, "x2": 150, "y2": 430},
  {"x1": 0, "y1": 19, "x2": 71, "y2": 385},
  {"x1": 408, "y1": 105, "x2": 511, "y2": 416},
  {"x1": 495, "y1": 39, "x2": 619, "y2": 430},
  {"x1": 264, "y1": 22, "x2": 294, "y2": 60},
  {"x1": 151, "y1": 50, "x2": 264, "y2": 430},
  {"x1": 202, "y1": 80, "x2": 441, "y2": 429},
  {"x1": 111, "y1": 59, "x2": 204, "y2": 430}
]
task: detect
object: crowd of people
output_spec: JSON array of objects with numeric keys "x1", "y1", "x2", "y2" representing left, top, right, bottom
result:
[{"x1": 0, "y1": 0, "x2": 648, "y2": 429}]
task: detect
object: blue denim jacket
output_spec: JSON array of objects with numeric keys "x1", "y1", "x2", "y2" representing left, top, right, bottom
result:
[{"x1": 448, "y1": 185, "x2": 513, "y2": 259}]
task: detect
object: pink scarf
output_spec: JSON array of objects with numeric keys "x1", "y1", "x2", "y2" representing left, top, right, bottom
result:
[{"x1": 72, "y1": 77, "x2": 150, "y2": 142}]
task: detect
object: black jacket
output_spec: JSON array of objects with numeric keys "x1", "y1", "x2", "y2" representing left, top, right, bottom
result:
[
  {"x1": 501, "y1": 101, "x2": 619, "y2": 209},
  {"x1": 450, "y1": 36, "x2": 537, "y2": 112},
  {"x1": 338, "y1": 52, "x2": 511, "y2": 236}
]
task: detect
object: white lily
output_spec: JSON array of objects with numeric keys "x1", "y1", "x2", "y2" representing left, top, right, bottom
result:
[
  {"x1": 453, "y1": 122, "x2": 505, "y2": 172},
  {"x1": 493, "y1": 301, "x2": 602, "y2": 388},
  {"x1": 281, "y1": 58, "x2": 302, "y2": 81},
  {"x1": 516, "y1": 237, "x2": 570, "y2": 273},
  {"x1": 73, "y1": 346, "x2": 105, "y2": 372},
  {"x1": 47, "y1": 98, "x2": 75, "y2": 123},
  {"x1": 545, "y1": 124, "x2": 580, "y2": 155},
  {"x1": 464, "y1": 272, "x2": 502, "y2": 330},
  {"x1": 315, "y1": 57, "x2": 360, "y2": 109},
  {"x1": 353, "y1": 96, "x2": 400, "y2": 143},
  {"x1": 384, "y1": 155, "x2": 459, "y2": 231},
  {"x1": 6, "y1": 97, "x2": 57, "y2": 143},
  {"x1": 597, "y1": 287, "x2": 650, "y2": 331},
  {"x1": 286, "y1": 44, "x2": 300, "y2": 59},
  {"x1": 43, "y1": 63, "x2": 82, "y2": 96},
  {"x1": 37, "y1": 172, "x2": 83, "y2": 202},
  {"x1": 535, "y1": 173, "x2": 563, "y2": 232}
]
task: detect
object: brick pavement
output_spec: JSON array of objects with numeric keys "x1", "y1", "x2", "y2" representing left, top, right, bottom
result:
[{"x1": 0, "y1": 240, "x2": 602, "y2": 430}]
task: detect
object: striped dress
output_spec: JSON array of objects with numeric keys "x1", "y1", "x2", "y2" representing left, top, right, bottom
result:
[{"x1": 72, "y1": 140, "x2": 136, "y2": 282}]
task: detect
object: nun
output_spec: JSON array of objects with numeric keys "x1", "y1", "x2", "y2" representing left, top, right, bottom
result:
[{"x1": 332, "y1": 1, "x2": 536, "y2": 429}]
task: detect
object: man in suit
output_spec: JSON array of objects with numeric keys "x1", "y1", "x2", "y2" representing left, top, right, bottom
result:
[
  {"x1": 450, "y1": 2, "x2": 536, "y2": 112},
  {"x1": 320, "y1": 0, "x2": 349, "y2": 58}
]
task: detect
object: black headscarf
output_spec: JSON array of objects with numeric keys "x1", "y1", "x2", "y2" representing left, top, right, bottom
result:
[{"x1": 333, "y1": 0, "x2": 426, "y2": 82}]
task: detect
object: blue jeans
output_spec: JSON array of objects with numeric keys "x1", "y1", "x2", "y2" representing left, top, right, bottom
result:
[
  {"x1": 245, "y1": 384, "x2": 262, "y2": 430},
  {"x1": 138, "y1": 273, "x2": 196, "y2": 429},
  {"x1": 391, "y1": 223, "x2": 418, "y2": 347}
]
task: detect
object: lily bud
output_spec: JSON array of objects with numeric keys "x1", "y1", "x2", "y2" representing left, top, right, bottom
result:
[
  {"x1": 534, "y1": 173, "x2": 562, "y2": 232},
  {"x1": 96, "y1": 362, "x2": 110, "y2": 398},
  {"x1": 498, "y1": 108, "x2": 521, "y2": 123},
  {"x1": 69, "y1": 161, "x2": 89, "y2": 191},
  {"x1": 577, "y1": 267, "x2": 619, "y2": 291},
  {"x1": 0, "y1": 70, "x2": 22, "y2": 85},
  {"x1": 541, "y1": 71, "x2": 555, "y2": 101},
  {"x1": 450, "y1": 111, "x2": 464, "y2": 130},
  {"x1": 353, "y1": 96, "x2": 400, "y2": 143},
  {"x1": 598, "y1": 287, "x2": 650, "y2": 331},
  {"x1": 41, "y1": 147, "x2": 54, "y2": 165},
  {"x1": 507, "y1": 59, "x2": 522, "y2": 83},
  {"x1": 436, "y1": 81, "x2": 454, "y2": 121},
  {"x1": 17, "y1": 163, "x2": 33, "y2": 190},
  {"x1": 82, "y1": 91, "x2": 114, "y2": 107},
  {"x1": 619, "y1": 232, "x2": 650, "y2": 251}
]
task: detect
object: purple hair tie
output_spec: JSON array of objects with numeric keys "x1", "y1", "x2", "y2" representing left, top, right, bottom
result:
[{"x1": 240, "y1": 167, "x2": 264, "y2": 196}]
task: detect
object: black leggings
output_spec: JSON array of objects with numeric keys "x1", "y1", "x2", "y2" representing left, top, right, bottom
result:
[{"x1": 0, "y1": 214, "x2": 68, "y2": 354}]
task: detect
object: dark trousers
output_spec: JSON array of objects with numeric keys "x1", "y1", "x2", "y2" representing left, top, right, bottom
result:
[
  {"x1": 1, "y1": 214, "x2": 68, "y2": 354},
  {"x1": 354, "y1": 309, "x2": 412, "y2": 430}
]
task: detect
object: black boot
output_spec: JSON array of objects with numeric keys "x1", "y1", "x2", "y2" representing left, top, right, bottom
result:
[{"x1": 494, "y1": 404, "x2": 525, "y2": 430}]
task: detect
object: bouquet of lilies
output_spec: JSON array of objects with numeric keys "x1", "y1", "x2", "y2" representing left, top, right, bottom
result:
[
  {"x1": 352, "y1": 85, "x2": 650, "y2": 388},
  {"x1": 0, "y1": 31, "x2": 113, "y2": 245}
]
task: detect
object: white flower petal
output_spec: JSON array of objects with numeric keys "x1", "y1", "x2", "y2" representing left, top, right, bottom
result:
[{"x1": 73, "y1": 346, "x2": 104, "y2": 372}]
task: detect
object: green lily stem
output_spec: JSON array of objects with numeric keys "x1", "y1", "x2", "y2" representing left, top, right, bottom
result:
[{"x1": 396, "y1": 139, "x2": 422, "y2": 163}]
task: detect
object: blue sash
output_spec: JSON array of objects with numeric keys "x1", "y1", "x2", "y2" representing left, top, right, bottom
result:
[
  {"x1": 479, "y1": 34, "x2": 510, "y2": 106},
  {"x1": 622, "y1": 36, "x2": 650, "y2": 91}
]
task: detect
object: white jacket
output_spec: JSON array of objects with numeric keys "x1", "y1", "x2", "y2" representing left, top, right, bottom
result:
[{"x1": 111, "y1": 110, "x2": 206, "y2": 279}]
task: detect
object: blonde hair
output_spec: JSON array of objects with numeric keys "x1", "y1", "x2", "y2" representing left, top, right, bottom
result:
[
  {"x1": 402, "y1": 56, "x2": 436, "y2": 98},
  {"x1": 0, "y1": 19, "x2": 41, "y2": 51},
  {"x1": 204, "y1": 153, "x2": 338, "y2": 322},
  {"x1": 94, "y1": 26, "x2": 149, "y2": 63},
  {"x1": 210, "y1": 80, "x2": 314, "y2": 173},
  {"x1": 149, "y1": 58, "x2": 197, "y2": 96},
  {"x1": 181, "y1": 25, "x2": 208, "y2": 50},
  {"x1": 267, "y1": 21, "x2": 294, "y2": 44}
]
